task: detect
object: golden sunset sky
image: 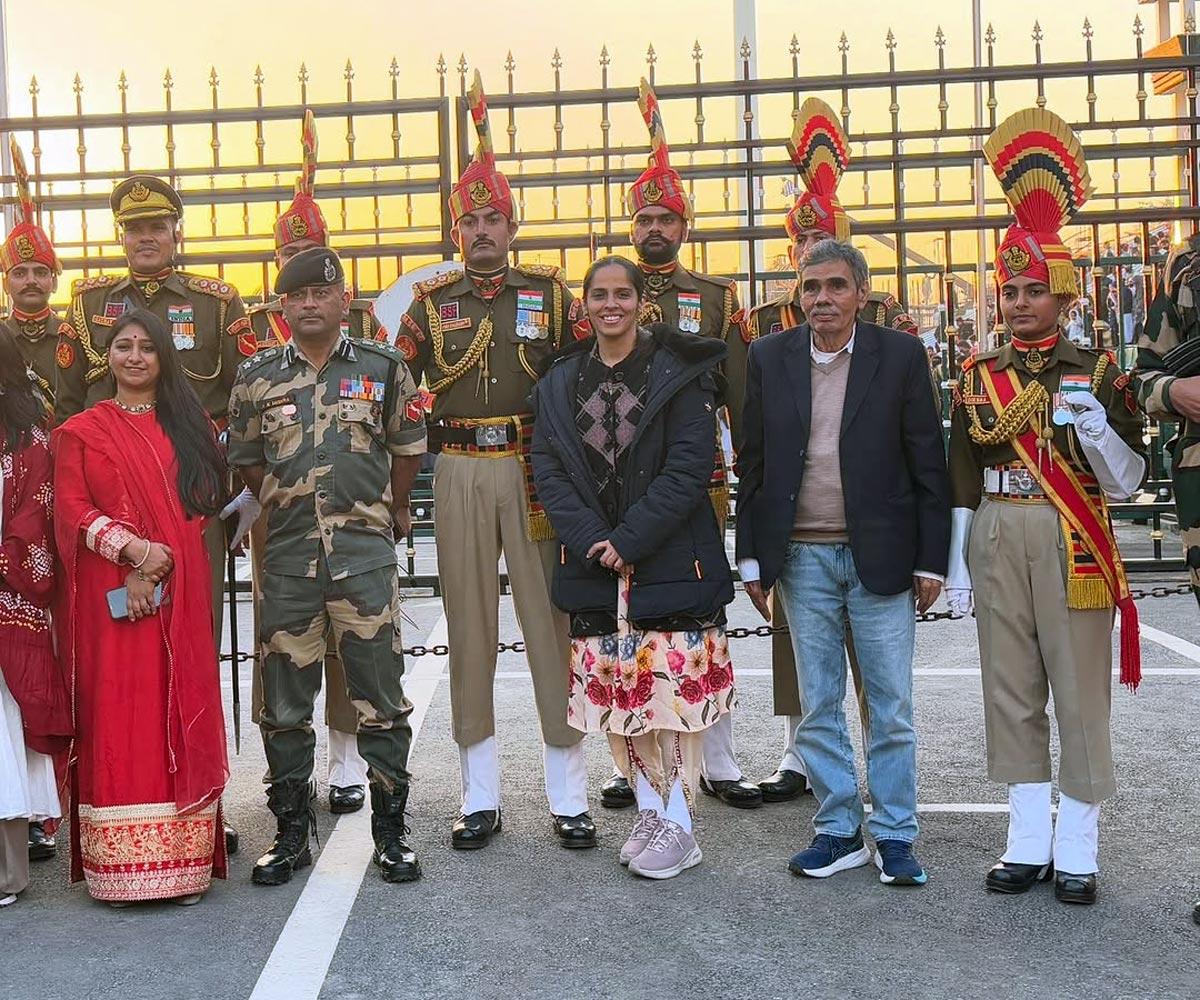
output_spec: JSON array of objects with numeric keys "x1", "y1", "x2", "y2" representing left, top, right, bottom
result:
[{"x1": 3, "y1": 0, "x2": 1193, "y2": 309}]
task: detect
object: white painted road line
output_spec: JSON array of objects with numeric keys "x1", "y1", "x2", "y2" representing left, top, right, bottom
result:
[
  {"x1": 247, "y1": 614, "x2": 448, "y2": 1000},
  {"x1": 1140, "y1": 624, "x2": 1200, "y2": 664},
  {"x1": 490, "y1": 666, "x2": 1200, "y2": 680}
]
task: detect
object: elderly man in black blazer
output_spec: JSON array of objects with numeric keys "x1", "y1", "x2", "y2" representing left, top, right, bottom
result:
[{"x1": 735, "y1": 239, "x2": 950, "y2": 887}]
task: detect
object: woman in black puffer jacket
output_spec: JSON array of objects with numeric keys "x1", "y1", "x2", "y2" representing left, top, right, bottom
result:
[{"x1": 531, "y1": 256, "x2": 736, "y2": 882}]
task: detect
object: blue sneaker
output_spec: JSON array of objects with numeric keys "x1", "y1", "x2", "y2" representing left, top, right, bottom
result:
[
  {"x1": 788, "y1": 830, "x2": 871, "y2": 878},
  {"x1": 874, "y1": 839, "x2": 927, "y2": 886}
]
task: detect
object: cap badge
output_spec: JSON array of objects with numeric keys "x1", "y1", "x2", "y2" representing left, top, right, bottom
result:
[
  {"x1": 468, "y1": 180, "x2": 492, "y2": 207},
  {"x1": 1001, "y1": 244, "x2": 1032, "y2": 275},
  {"x1": 796, "y1": 203, "x2": 817, "y2": 229},
  {"x1": 323, "y1": 256, "x2": 337, "y2": 282},
  {"x1": 15, "y1": 235, "x2": 35, "y2": 261},
  {"x1": 288, "y1": 214, "x2": 309, "y2": 238},
  {"x1": 129, "y1": 181, "x2": 151, "y2": 202},
  {"x1": 643, "y1": 179, "x2": 664, "y2": 204}
]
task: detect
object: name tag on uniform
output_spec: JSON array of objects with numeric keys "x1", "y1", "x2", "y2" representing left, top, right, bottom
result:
[
  {"x1": 260, "y1": 394, "x2": 297, "y2": 417},
  {"x1": 1053, "y1": 373, "x2": 1092, "y2": 425},
  {"x1": 340, "y1": 376, "x2": 385, "y2": 402},
  {"x1": 678, "y1": 292, "x2": 702, "y2": 333},
  {"x1": 168, "y1": 304, "x2": 196, "y2": 351},
  {"x1": 438, "y1": 300, "x2": 473, "y2": 332},
  {"x1": 93, "y1": 301, "x2": 128, "y2": 327},
  {"x1": 769, "y1": 322, "x2": 784, "y2": 335},
  {"x1": 516, "y1": 291, "x2": 548, "y2": 340}
]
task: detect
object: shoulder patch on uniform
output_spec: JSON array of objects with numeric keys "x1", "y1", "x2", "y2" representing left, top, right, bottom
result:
[
  {"x1": 413, "y1": 269, "x2": 463, "y2": 299},
  {"x1": 960, "y1": 353, "x2": 979, "y2": 371},
  {"x1": 868, "y1": 290, "x2": 900, "y2": 309},
  {"x1": 71, "y1": 274, "x2": 120, "y2": 295},
  {"x1": 354, "y1": 338, "x2": 403, "y2": 363},
  {"x1": 181, "y1": 272, "x2": 238, "y2": 302},
  {"x1": 239, "y1": 346, "x2": 280, "y2": 371},
  {"x1": 514, "y1": 263, "x2": 563, "y2": 282},
  {"x1": 58, "y1": 320, "x2": 76, "y2": 340}
]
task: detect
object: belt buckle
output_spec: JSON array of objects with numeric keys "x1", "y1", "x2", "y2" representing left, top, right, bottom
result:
[
  {"x1": 1008, "y1": 468, "x2": 1041, "y2": 497},
  {"x1": 474, "y1": 424, "x2": 508, "y2": 447}
]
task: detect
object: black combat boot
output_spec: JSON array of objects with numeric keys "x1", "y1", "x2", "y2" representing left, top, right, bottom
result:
[
  {"x1": 252, "y1": 781, "x2": 316, "y2": 886},
  {"x1": 370, "y1": 784, "x2": 421, "y2": 883}
]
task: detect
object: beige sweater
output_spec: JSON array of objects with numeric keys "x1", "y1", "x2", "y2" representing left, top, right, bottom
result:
[{"x1": 792, "y1": 351, "x2": 851, "y2": 543}]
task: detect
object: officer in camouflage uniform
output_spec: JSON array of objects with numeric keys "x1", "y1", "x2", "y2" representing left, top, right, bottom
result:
[
  {"x1": 737, "y1": 100, "x2": 921, "y2": 804},
  {"x1": 0, "y1": 137, "x2": 63, "y2": 412},
  {"x1": 401, "y1": 73, "x2": 594, "y2": 852},
  {"x1": 1135, "y1": 233, "x2": 1200, "y2": 605},
  {"x1": 228, "y1": 247, "x2": 425, "y2": 886},
  {"x1": 228, "y1": 111, "x2": 383, "y2": 816},
  {"x1": 1132, "y1": 234, "x2": 1200, "y2": 926},
  {"x1": 595, "y1": 77, "x2": 762, "y2": 812}
]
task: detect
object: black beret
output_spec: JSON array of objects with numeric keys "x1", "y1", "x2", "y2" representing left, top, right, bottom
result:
[{"x1": 274, "y1": 246, "x2": 345, "y2": 295}]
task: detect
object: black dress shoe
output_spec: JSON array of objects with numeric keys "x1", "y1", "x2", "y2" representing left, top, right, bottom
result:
[
  {"x1": 370, "y1": 785, "x2": 421, "y2": 883},
  {"x1": 329, "y1": 784, "x2": 366, "y2": 814},
  {"x1": 1055, "y1": 871, "x2": 1098, "y2": 905},
  {"x1": 985, "y1": 860, "x2": 1054, "y2": 895},
  {"x1": 757, "y1": 769, "x2": 811, "y2": 803},
  {"x1": 451, "y1": 810, "x2": 501, "y2": 850},
  {"x1": 224, "y1": 823, "x2": 240, "y2": 857},
  {"x1": 699, "y1": 775, "x2": 764, "y2": 810},
  {"x1": 551, "y1": 812, "x2": 597, "y2": 849},
  {"x1": 28, "y1": 821, "x2": 56, "y2": 862},
  {"x1": 599, "y1": 774, "x2": 636, "y2": 810}
]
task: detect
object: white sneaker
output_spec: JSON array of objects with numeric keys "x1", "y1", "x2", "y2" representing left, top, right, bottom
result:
[
  {"x1": 620, "y1": 810, "x2": 662, "y2": 866},
  {"x1": 629, "y1": 818, "x2": 702, "y2": 880},
  {"x1": 0, "y1": 893, "x2": 16, "y2": 908}
]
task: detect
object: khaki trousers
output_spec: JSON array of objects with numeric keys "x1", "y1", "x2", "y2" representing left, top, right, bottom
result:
[
  {"x1": 0, "y1": 818, "x2": 29, "y2": 896},
  {"x1": 248, "y1": 516, "x2": 358, "y2": 734},
  {"x1": 433, "y1": 452, "x2": 577, "y2": 748},
  {"x1": 970, "y1": 498, "x2": 1116, "y2": 804},
  {"x1": 607, "y1": 730, "x2": 703, "y2": 812}
]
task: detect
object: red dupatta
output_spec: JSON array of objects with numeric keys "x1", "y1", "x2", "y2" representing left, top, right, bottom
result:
[{"x1": 53, "y1": 403, "x2": 228, "y2": 813}]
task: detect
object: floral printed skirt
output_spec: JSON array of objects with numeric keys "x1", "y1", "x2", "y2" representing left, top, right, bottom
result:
[{"x1": 567, "y1": 579, "x2": 736, "y2": 737}]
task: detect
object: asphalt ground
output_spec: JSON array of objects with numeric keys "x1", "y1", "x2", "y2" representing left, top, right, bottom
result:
[{"x1": 6, "y1": 523, "x2": 1200, "y2": 1000}]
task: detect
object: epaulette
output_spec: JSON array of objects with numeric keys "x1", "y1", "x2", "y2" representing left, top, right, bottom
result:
[
  {"x1": 514, "y1": 262, "x2": 565, "y2": 284},
  {"x1": 868, "y1": 290, "x2": 900, "y2": 309},
  {"x1": 689, "y1": 270, "x2": 736, "y2": 291},
  {"x1": 413, "y1": 269, "x2": 463, "y2": 299},
  {"x1": 247, "y1": 299, "x2": 281, "y2": 316},
  {"x1": 181, "y1": 271, "x2": 237, "y2": 302},
  {"x1": 354, "y1": 338, "x2": 402, "y2": 363},
  {"x1": 748, "y1": 286, "x2": 794, "y2": 317},
  {"x1": 238, "y1": 346, "x2": 280, "y2": 372},
  {"x1": 71, "y1": 274, "x2": 121, "y2": 296},
  {"x1": 349, "y1": 298, "x2": 377, "y2": 313}
]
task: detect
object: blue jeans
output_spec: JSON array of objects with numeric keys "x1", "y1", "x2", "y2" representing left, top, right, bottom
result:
[{"x1": 775, "y1": 542, "x2": 919, "y2": 843}]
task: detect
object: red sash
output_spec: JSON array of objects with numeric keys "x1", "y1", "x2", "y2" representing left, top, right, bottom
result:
[
  {"x1": 265, "y1": 310, "x2": 291, "y2": 346},
  {"x1": 979, "y1": 361, "x2": 1140, "y2": 689}
]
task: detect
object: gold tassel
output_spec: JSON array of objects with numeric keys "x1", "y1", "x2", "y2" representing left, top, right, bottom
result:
[
  {"x1": 708, "y1": 485, "x2": 730, "y2": 526},
  {"x1": 1047, "y1": 258, "x2": 1080, "y2": 298},
  {"x1": 1067, "y1": 577, "x2": 1114, "y2": 610},
  {"x1": 526, "y1": 510, "x2": 556, "y2": 542}
]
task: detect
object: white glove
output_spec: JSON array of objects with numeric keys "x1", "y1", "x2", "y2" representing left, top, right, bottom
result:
[
  {"x1": 1067, "y1": 391, "x2": 1145, "y2": 499},
  {"x1": 946, "y1": 506, "x2": 975, "y2": 616},
  {"x1": 220, "y1": 487, "x2": 262, "y2": 550}
]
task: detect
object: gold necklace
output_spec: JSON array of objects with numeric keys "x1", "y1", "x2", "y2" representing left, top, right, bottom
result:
[{"x1": 114, "y1": 397, "x2": 156, "y2": 414}]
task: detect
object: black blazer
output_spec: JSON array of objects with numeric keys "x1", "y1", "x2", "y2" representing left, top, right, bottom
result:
[{"x1": 734, "y1": 321, "x2": 950, "y2": 595}]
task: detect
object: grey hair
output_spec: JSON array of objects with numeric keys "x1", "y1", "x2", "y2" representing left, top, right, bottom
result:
[{"x1": 801, "y1": 239, "x2": 870, "y2": 289}]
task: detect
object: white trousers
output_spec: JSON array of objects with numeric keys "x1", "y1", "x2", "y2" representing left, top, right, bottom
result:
[
  {"x1": 700, "y1": 712, "x2": 742, "y2": 781},
  {"x1": 327, "y1": 728, "x2": 369, "y2": 789},
  {"x1": 1001, "y1": 782, "x2": 1101, "y2": 875},
  {"x1": 460, "y1": 736, "x2": 589, "y2": 816}
]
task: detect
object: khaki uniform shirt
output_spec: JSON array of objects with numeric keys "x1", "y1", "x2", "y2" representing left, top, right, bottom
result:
[
  {"x1": 948, "y1": 336, "x2": 1144, "y2": 509},
  {"x1": 638, "y1": 265, "x2": 746, "y2": 439},
  {"x1": 3, "y1": 310, "x2": 62, "y2": 410},
  {"x1": 226, "y1": 335, "x2": 426, "y2": 580},
  {"x1": 246, "y1": 297, "x2": 388, "y2": 353},
  {"x1": 400, "y1": 263, "x2": 584, "y2": 422},
  {"x1": 55, "y1": 269, "x2": 249, "y2": 423}
]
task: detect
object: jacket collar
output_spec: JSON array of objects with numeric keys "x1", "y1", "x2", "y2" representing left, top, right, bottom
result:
[{"x1": 992, "y1": 331, "x2": 1081, "y2": 373}]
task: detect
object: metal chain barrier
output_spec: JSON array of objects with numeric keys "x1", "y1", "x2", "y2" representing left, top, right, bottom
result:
[{"x1": 390, "y1": 582, "x2": 1196, "y2": 658}]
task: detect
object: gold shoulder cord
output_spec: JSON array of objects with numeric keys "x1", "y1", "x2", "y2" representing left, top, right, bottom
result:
[
  {"x1": 424, "y1": 295, "x2": 493, "y2": 394},
  {"x1": 181, "y1": 298, "x2": 224, "y2": 382},
  {"x1": 71, "y1": 297, "x2": 108, "y2": 386},
  {"x1": 1090, "y1": 352, "x2": 1110, "y2": 394},
  {"x1": 551, "y1": 281, "x2": 563, "y2": 349},
  {"x1": 968, "y1": 375, "x2": 1050, "y2": 446},
  {"x1": 721, "y1": 287, "x2": 733, "y2": 339}
]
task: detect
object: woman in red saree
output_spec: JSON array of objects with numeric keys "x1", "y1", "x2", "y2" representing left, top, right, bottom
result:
[{"x1": 53, "y1": 308, "x2": 229, "y2": 905}]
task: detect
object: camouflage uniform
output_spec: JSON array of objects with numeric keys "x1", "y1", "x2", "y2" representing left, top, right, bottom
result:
[
  {"x1": 3, "y1": 310, "x2": 62, "y2": 410},
  {"x1": 1134, "y1": 239, "x2": 1200, "y2": 602},
  {"x1": 400, "y1": 263, "x2": 585, "y2": 749},
  {"x1": 227, "y1": 334, "x2": 426, "y2": 791},
  {"x1": 244, "y1": 295, "x2": 392, "y2": 742}
]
